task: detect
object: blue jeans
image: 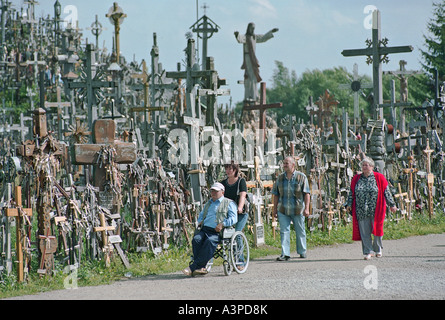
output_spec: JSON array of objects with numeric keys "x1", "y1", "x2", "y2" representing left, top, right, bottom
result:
[
  {"x1": 235, "y1": 213, "x2": 248, "y2": 232},
  {"x1": 190, "y1": 226, "x2": 220, "y2": 272},
  {"x1": 277, "y1": 212, "x2": 307, "y2": 256}
]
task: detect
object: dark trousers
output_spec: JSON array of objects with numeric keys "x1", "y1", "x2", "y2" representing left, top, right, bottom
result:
[{"x1": 190, "y1": 226, "x2": 220, "y2": 272}]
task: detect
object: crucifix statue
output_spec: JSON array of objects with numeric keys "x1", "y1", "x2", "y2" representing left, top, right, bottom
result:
[
  {"x1": 235, "y1": 23, "x2": 278, "y2": 103},
  {"x1": 342, "y1": 10, "x2": 413, "y2": 119}
]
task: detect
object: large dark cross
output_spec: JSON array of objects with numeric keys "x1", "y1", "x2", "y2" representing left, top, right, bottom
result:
[
  {"x1": 341, "y1": 10, "x2": 413, "y2": 119},
  {"x1": 243, "y1": 82, "x2": 282, "y2": 142},
  {"x1": 67, "y1": 44, "x2": 116, "y2": 131},
  {"x1": 190, "y1": 10, "x2": 220, "y2": 70},
  {"x1": 73, "y1": 119, "x2": 136, "y2": 191}
]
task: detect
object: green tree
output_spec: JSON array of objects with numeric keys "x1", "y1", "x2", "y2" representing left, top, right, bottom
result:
[
  {"x1": 266, "y1": 61, "x2": 373, "y2": 123},
  {"x1": 421, "y1": 1, "x2": 445, "y2": 78}
]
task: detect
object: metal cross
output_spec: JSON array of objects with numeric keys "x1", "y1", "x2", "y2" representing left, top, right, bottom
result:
[{"x1": 342, "y1": 10, "x2": 413, "y2": 119}]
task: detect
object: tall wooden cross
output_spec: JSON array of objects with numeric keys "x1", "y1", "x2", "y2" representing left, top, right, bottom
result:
[
  {"x1": 423, "y1": 139, "x2": 434, "y2": 218},
  {"x1": 341, "y1": 10, "x2": 413, "y2": 119},
  {"x1": 243, "y1": 82, "x2": 282, "y2": 142},
  {"x1": 6, "y1": 186, "x2": 32, "y2": 283},
  {"x1": 402, "y1": 153, "x2": 418, "y2": 220},
  {"x1": 106, "y1": 2, "x2": 126, "y2": 63}
]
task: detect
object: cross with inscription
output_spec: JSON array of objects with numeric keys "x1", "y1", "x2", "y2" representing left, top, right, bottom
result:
[{"x1": 341, "y1": 10, "x2": 413, "y2": 119}]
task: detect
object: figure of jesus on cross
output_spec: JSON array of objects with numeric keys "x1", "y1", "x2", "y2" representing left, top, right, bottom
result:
[{"x1": 235, "y1": 23, "x2": 278, "y2": 103}]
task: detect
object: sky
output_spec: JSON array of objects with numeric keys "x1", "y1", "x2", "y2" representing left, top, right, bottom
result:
[{"x1": 10, "y1": 0, "x2": 437, "y2": 107}]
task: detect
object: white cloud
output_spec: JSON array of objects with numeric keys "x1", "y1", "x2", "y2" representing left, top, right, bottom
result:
[
  {"x1": 331, "y1": 10, "x2": 357, "y2": 26},
  {"x1": 248, "y1": 0, "x2": 278, "y2": 19}
]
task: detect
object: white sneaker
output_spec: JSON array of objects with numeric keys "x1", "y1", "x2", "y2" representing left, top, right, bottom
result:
[
  {"x1": 364, "y1": 254, "x2": 372, "y2": 260},
  {"x1": 376, "y1": 252, "x2": 382, "y2": 258}
]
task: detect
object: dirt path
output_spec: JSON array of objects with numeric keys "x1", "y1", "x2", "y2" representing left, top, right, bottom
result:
[{"x1": 5, "y1": 233, "x2": 445, "y2": 301}]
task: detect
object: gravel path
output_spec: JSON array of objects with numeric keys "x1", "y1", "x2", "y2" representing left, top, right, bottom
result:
[{"x1": 5, "y1": 233, "x2": 445, "y2": 301}]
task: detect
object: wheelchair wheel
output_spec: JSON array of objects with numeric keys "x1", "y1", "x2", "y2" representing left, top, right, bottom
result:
[
  {"x1": 230, "y1": 231, "x2": 249, "y2": 274},
  {"x1": 223, "y1": 259, "x2": 232, "y2": 276}
]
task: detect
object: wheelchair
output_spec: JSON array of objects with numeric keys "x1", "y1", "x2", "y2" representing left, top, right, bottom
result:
[{"x1": 191, "y1": 227, "x2": 250, "y2": 276}]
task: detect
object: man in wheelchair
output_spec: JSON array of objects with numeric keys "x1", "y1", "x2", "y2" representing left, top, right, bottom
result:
[{"x1": 182, "y1": 182, "x2": 237, "y2": 277}]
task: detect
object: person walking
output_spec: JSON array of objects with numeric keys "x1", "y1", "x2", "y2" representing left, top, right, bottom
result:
[
  {"x1": 220, "y1": 161, "x2": 248, "y2": 232},
  {"x1": 345, "y1": 157, "x2": 397, "y2": 260},
  {"x1": 272, "y1": 156, "x2": 310, "y2": 261}
]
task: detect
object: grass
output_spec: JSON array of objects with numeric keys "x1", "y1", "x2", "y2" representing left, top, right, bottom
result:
[{"x1": 1, "y1": 209, "x2": 444, "y2": 299}]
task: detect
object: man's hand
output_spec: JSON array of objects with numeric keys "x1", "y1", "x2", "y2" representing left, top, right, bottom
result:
[{"x1": 215, "y1": 223, "x2": 224, "y2": 233}]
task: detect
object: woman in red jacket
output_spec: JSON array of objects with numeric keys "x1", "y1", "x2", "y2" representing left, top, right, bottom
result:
[{"x1": 345, "y1": 157, "x2": 397, "y2": 260}]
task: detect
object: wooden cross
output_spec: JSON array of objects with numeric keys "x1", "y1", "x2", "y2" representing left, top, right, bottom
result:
[
  {"x1": 93, "y1": 211, "x2": 115, "y2": 267},
  {"x1": 243, "y1": 82, "x2": 282, "y2": 142},
  {"x1": 73, "y1": 119, "x2": 137, "y2": 190},
  {"x1": 6, "y1": 186, "x2": 32, "y2": 283},
  {"x1": 305, "y1": 96, "x2": 317, "y2": 126},
  {"x1": 402, "y1": 153, "x2": 418, "y2": 220},
  {"x1": 341, "y1": 10, "x2": 413, "y2": 119},
  {"x1": 106, "y1": 2, "x2": 127, "y2": 63},
  {"x1": 314, "y1": 89, "x2": 338, "y2": 131},
  {"x1": 423, "y1": 139, "x2": 435, "y2": 218},
  {"x1": 394, "y1": 182, "x2": 409, "y2": 220}
]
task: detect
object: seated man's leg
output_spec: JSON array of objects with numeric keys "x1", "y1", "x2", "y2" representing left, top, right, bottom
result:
[{"x1": 190, "y1": 227, "x2": 220, "y2": 272}]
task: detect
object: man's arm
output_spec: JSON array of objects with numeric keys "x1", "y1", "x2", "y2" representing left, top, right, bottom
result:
[{"x1": 303, "y1": 193, "x2": 310, "y2": 217}]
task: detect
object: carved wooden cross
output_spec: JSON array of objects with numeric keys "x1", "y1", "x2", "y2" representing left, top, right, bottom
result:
[
  {"x1": 243, "y1": 82, "x2": 282, "y2": 141},
  {"x1": 73, "y1": 119, "x2": 137, "y2": 190},
  {"x1": 6, "y1": 186, "x2": 32, "y2": 283},
  {"x1": 402, "y1": 153, "x2": 418, "y2": 220}
]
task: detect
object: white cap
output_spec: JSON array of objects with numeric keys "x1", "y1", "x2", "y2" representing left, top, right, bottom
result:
[{"x1": 210, "y1": 182, "x2": 225, "y2": 192}]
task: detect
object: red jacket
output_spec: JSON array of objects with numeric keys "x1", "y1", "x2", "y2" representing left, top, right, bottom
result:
[{"x1": 350, "y1": 172, "x2": 388, "y2": 241}]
